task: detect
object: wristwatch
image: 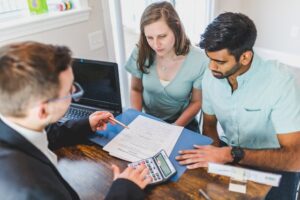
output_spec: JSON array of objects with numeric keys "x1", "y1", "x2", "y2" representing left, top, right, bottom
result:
[{"x1": 231, "y1": 146, "x2": 244, "y2": 164}]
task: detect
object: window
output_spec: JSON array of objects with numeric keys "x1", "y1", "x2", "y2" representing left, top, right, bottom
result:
[
  {"x1": 0, "y1": 0, "x2": 90, "y2": 42},
  {"x1": 0, "y1": 0, "x2": 87, "y2": 19},
  {"x1": 0, "y1": 0, "x2": 28, "y2": 22}
]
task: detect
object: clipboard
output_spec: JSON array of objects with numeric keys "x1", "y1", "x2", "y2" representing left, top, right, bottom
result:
[{"x1": 89, "y1": 108, "x2": 213, "y2": 181}]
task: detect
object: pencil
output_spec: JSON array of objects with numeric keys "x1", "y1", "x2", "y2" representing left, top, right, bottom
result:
[
  {"x1": 198, "y1": 189, "x2": 211, "y2": 200},
  {"x1": 109, "y1": 117, "x2": 129, "y2": 129}
]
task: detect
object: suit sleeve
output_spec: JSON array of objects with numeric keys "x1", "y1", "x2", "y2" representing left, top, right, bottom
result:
[
  {"x1": 105, "y1": 178, "x2": 145, "y2": 200},
  {"x1": 46, "y1": 118, "x2": 94, "y2": 150}
]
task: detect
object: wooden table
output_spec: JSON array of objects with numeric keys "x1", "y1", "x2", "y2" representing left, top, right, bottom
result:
[{"x1": 55, "y1": 142, "x2": 270, "y2": 200}]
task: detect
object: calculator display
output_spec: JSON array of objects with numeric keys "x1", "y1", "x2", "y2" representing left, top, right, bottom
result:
[{"x1": 155, "y1": 154, "x2": 171, "y2": 177}]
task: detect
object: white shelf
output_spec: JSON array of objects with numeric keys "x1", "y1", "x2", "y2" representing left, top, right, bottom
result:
[{"x1": 0, "y1": 8, "x2": 91, "y2": 42}]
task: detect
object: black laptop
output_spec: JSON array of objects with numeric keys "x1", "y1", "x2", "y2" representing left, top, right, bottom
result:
[{"x1": 60, "y1": 58, "x2": 122, "y2": 122}]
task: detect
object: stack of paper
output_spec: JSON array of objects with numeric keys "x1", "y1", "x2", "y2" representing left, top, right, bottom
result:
[{"x1": 103, "y1": 115, "x2": 183, "y2": 162}]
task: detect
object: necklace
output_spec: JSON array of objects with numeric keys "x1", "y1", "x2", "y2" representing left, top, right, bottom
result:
[{"x1": 161, "y1": 66, "x2": 168, "y2": 72}]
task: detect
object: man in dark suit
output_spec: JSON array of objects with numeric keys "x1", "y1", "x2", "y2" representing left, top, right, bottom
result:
[{"x1": 0, "y1": 41, "x2": 151, "y2": 200}]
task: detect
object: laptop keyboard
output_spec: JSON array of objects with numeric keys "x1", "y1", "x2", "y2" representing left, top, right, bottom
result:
[
  {"x1": 63, "y1": 107, "x2": 95, "y2": 121},
  {"x1": 59, "y1": 105, "x2": 118, "y2": 123}
]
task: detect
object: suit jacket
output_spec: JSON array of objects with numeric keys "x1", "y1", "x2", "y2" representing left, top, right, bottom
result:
[{"x1": 0, "y1": 119, "x2": 145, "y2": 200}]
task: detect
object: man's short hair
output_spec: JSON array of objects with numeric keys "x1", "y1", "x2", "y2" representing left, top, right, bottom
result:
[
  {"x1": 0, "y1": 41, "x2": 72, "y2": 117},
  {"x1": 199, "y1": 12, "x2": 257, "y2": 61}
]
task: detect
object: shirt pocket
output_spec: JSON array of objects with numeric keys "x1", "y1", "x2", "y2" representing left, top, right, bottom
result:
[
  {"x1": 243, "y1": 106, "x2": 263, "y2": 116},
  {"x1": 242, "y1": 106, "x2": 269, "y2": 129},
  {"x1": 244, "y1": 107, "x2": 262, "y2": 112}
]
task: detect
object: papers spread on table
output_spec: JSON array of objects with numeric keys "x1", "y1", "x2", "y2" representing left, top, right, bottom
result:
[
  {"x1": 103, "y1": 115, "x2": 183, "y2": 162},
  {"x1": 208, "y1": 163, "x2": 281, "y2": 187}
]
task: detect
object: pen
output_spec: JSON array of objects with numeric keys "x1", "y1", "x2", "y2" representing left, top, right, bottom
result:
[
  {"x1": 109, "y1": 117, "x2": 129, "y2": 129},
  {"x1": 198, "y1": 189, "x2": 211, "y2": 200}
]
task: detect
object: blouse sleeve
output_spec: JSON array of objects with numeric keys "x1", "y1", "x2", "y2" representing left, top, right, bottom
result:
[
  {"x1": 192, "y1": 49, "x2": 209, "y2": 90},
  {"x1": 125, "y1": 47, "x2": 143, "y2": 79}
]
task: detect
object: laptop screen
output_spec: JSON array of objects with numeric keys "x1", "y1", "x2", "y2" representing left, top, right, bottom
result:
[{"x1": 72, "y1": 58, "x2": 122, "y2": 113}]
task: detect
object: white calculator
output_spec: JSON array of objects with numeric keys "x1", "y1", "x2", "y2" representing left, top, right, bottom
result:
[{"x1": 128, "y1": 149, "x2": 176, "y2": 184}]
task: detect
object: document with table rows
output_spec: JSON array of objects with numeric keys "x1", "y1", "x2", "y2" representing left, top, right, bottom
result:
[{"x1": 103, "y1": 115, "x2": 183, "y2": 162}]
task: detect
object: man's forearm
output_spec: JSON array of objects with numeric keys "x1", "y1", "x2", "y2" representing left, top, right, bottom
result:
[
  {"x1": 203, "y1": 127, "x2": 221, "y2": 147},
  {"x1": 47, "y1": 118, "x2": 93, "y2": 150},
  {"x1": 241, "y1": 147, "x2": 300, "y2": 172}
]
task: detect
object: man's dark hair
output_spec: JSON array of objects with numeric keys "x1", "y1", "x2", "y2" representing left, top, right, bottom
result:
[
  {"x1": 199, "y1": 12, "x2": 257, "y2": 61},
  {"x1": 0, "y1": 41, "x2": 72, "y2": 117}
]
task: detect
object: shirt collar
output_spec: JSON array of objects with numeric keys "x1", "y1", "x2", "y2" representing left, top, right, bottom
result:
[{"x1": 0, "y1": 114, "x2": 45, "y2": 136}]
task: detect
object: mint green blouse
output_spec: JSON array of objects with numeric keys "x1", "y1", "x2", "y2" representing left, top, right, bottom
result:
[{"x1": 125, "y1": 46, "x2": 208, "y2": 121}]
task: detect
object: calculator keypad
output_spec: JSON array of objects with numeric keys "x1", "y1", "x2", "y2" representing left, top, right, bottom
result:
[{"x1": 129, "y1": 158, "x2": 163, "y2": 183}]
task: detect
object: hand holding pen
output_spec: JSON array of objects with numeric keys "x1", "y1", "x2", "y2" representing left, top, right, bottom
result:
[
  {"x1": 89, "y1": 111, "x2": 116, "y2": 131},
  {"x1": 89, "y1": 111, "x2": 129, "y2": 131},
  {"x1": 108, "y1": 117, "x2": 129, "y2": 129}
]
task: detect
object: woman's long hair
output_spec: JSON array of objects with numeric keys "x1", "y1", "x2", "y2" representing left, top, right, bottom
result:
[{"x1": 137, "y1": 1, "x2": 190, "y2": 73}]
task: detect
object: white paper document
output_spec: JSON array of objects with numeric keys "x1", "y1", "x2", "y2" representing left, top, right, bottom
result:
[
  {"x1": 229, "y1": 178, "x2": 247, "y2": 193},
  {"x1": 208, "y1": 163, "x2": 281, "y2": 187},
  {"x1": 103, "y1": 115, "x2": 183, "y2": 162}
]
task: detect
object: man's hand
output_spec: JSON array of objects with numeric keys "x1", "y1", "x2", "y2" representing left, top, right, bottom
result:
[
  {"x1": 111, "y1": 164, "x2": 151, "y2": 189},
  {"x1": 88, "y1": 111, "x2": 115, "y2": 131},
  {"x1": 175, "y1": 145, "x2": 232, "y2": 169}
]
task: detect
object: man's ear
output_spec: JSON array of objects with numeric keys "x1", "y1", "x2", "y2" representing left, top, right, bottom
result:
[
  {"x1": 239, "y1": 51, "x2": 253, "y2": 66},
  {"x1": 38, "y1": 102, "x2": 50, "y2": 120}
]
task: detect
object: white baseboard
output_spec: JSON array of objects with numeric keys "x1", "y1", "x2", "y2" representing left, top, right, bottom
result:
[{"x1": 254, "y1": 47, "x2": 300, "y2": 68}]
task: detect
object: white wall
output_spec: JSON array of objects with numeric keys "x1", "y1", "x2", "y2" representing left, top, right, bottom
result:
[
  {"x1": 243, "y1": 0, "x2": 300, "y2": 56},
  {"x1": 176, "y1": 0, "x2": 208, "y2": 45},
  {"x1": 214, "y1": 0, "x2": 242, "y2": 14},
  {"x1": 214, "y1": 0, "x2": 300, "y2": 67},
  {"x1": 0, "y1": 0, "x2": 108, "y2": 61}
]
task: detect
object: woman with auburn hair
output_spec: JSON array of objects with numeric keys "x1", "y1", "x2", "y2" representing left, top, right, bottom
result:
[{"x1": 125, "y1": 1, "x2": 208, "y2": 132}]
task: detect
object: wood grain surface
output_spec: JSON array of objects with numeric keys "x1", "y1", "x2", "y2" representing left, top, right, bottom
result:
[{"x1": 55, "y1": 142, "x2": 270, "y2": 200}]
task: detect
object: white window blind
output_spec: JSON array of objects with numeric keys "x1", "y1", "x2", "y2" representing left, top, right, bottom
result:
[
  {"x1": 0, "y1": 0, "x2": 28, "y2": 22},
  {"x1": 0, "y1": 0, "x2": 27, "y2": 14},
  {"x1": 0, "y1": 0, "x2": 90, "y2": 42},
  {"x1": 0, "y1": 0, "x2": 81, "y2": 21}
]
